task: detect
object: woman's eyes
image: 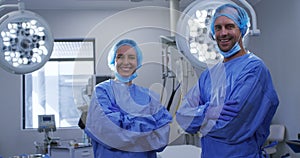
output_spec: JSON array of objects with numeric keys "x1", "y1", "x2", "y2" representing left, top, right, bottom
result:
[{"x1": 116, "y1": 55, "x2": 136, "y2": 60}]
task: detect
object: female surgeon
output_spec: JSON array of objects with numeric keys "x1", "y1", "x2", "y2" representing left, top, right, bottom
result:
[
  {"x1": 85, "y1": 39, "x2": 172, "y2": 158},
  {"x1": 175, "y1": 3, "x2": 279, "y2": 158}
]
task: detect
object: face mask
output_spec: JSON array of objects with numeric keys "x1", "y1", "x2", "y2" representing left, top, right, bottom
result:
[
  {"x1": 217, "y1": 42, "x2": 241, "y2": 58},
  {"x1": 114, "y1": 72, "x2": 137, "y2": 83}
]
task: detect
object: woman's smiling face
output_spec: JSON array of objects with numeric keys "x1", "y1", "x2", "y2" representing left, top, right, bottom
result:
[{"x1": 115, "y1": 45, "x2": 137, "y2": 78}]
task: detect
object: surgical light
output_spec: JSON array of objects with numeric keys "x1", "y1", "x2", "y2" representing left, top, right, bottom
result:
[
  {"x1": 0, "y1": 2, "x2": 53, "y2": 74},
  {"x1": 176, "y1": 0, "x2": 259, "y2": 72}
]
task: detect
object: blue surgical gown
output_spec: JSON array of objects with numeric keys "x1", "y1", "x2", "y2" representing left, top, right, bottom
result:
[
  {"x1": 176, "y1": 52, "x2": 279, "y2": 158},
  {"x1": 85, "y1": 79, "x2": 172, "y2": 158}
]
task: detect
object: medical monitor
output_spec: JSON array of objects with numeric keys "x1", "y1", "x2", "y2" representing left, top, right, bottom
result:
[
  {"x1": 94, "y1": 75, "x2": 112, "y2": 85},
  {"x1": 38, "y1": 114, "x2": 56, "y2": 133}
]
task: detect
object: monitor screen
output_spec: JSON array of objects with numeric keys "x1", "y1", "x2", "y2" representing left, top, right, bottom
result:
[
  {"x1": 94, "y1": 75, "x2": 112, "y2": 85},
  {"x1": 43, "y1": 116, "x2": 52, "y2": 122},
  {"x1": 38, "y1": 114, "x2": 56, "y2": 132}
]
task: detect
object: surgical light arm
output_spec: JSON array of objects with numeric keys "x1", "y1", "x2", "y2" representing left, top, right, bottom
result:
[
  {"x1": 0, "y1": 1, "x2": 24, "y2": 10},
  {"x1": 239, "y1": 0, "x2": 260, "y2": 36}
]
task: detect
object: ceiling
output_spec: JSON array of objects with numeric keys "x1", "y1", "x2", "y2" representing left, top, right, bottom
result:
[
  {"x1": 1, "y1": 0, "x2": 262, "y2": 11},
  {"x1": 2, "y1": 0, "x2": 196, "y2": 11}
]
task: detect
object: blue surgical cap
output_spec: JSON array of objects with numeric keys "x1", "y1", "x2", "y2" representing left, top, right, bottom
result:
[
  {"x1": 107, "y1": 39, "x2": 143, "y2": 72},
  {"x1": 210, "y1": 3, "x2": 250, "y2": 37}
]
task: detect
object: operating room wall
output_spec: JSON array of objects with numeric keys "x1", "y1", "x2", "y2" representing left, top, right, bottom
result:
[
  {"x1": 0, "y1": 8, "x2": 172, "y2": 157},
  {"x1": 248, "y1": 0, "x2": 300, "y2": 157},
  {"x1": 1, "y1": 1, "x2": 300, "y2": 157}
]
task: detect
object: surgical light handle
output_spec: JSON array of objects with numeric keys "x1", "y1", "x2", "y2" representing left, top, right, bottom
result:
[
  {"x1": 239, "y1": 0, "x2": 260, "y2": 36},
  {"x1": 0, "y1": 0, "x2": 25, "y2": 11}
]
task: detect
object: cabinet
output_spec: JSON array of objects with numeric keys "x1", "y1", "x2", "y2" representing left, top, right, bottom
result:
[{"x1": 50, "y1": 146, "x2": 94, "y2": 158}]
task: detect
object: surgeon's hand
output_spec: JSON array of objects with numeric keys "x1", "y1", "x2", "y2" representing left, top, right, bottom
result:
[{"x1": 219, "y1": 100, "x2": 239, "y2": 121}]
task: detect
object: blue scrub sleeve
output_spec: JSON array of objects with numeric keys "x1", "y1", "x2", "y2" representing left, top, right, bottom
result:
[
  {"x1": 94, "y1": 84, "x2": 172, "y2": 132},
  {"x1": 85, "y1": 81, "x2": 172, "y2": 152},
  {"x1": 209, "y1": 61, "x2": 279, "y2": 144},
  {"x1": 176, "y1": 82, "x2": 209, "y2": 134}
]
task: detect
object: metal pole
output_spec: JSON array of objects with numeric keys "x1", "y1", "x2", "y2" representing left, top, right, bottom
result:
[{"x1": 169, "y1": 0, "x2": 180, "y2": 36}]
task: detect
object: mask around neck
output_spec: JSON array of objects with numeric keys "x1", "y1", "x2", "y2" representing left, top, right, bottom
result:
[
  {"x1": 217, "y1": 42, "x2": 241, "y2": 58},
  {"x1": 114, "y1": 72, "x2": 137, "y2": 83}
]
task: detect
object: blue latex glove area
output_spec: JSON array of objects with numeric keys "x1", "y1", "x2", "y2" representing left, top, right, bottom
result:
[{"x1": 219, "y1": 100, "x2": 239, "y2": 121}]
